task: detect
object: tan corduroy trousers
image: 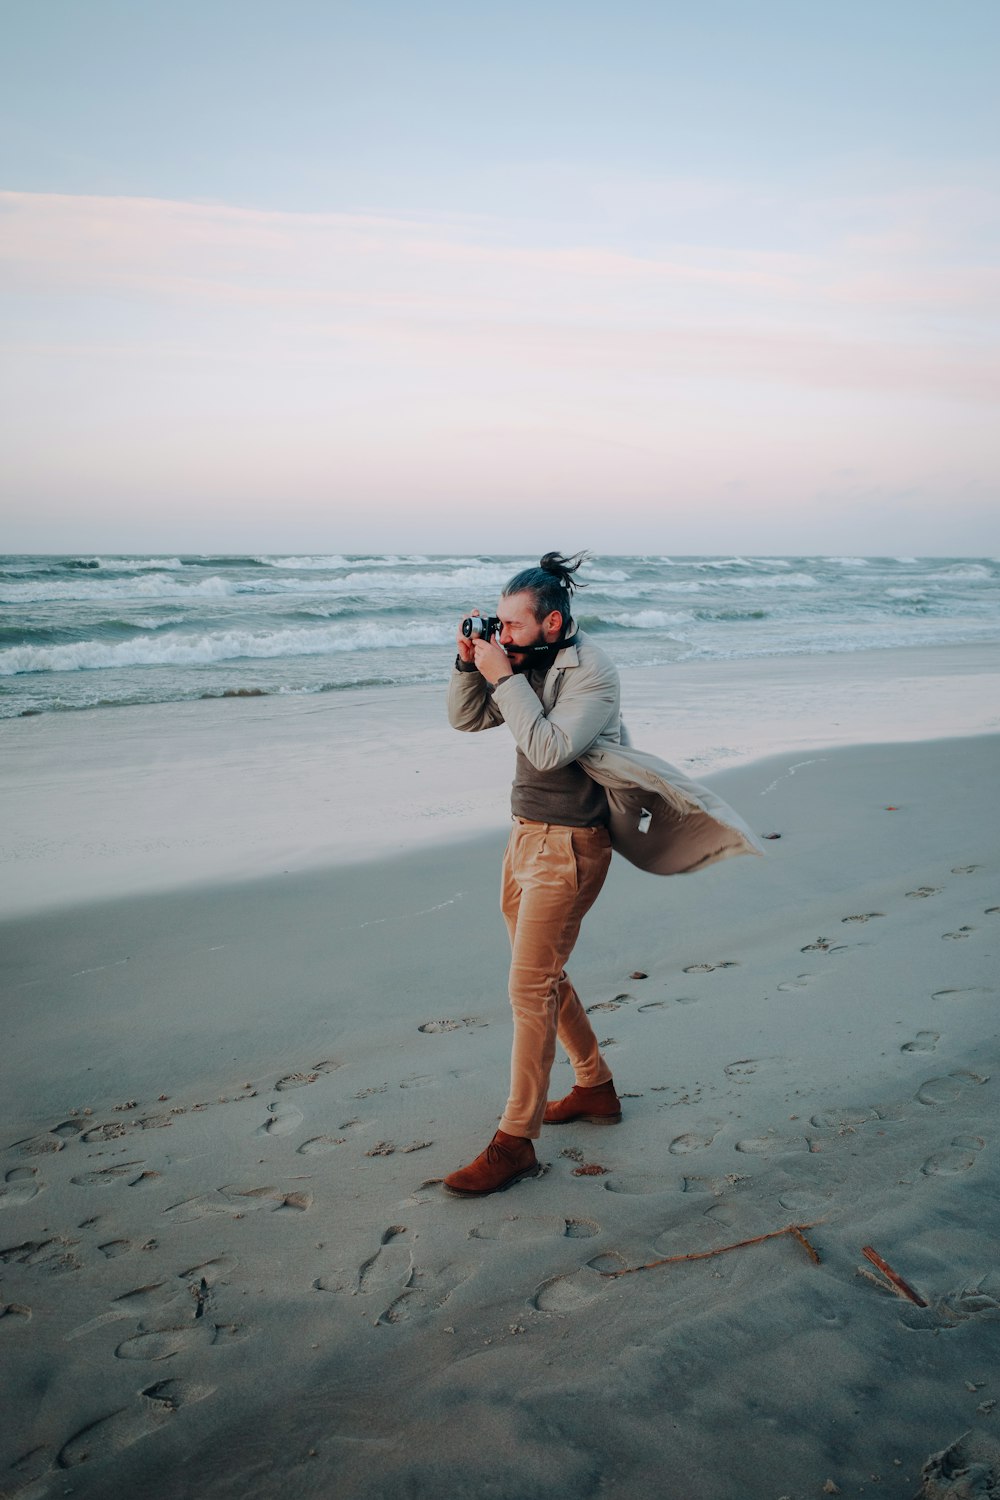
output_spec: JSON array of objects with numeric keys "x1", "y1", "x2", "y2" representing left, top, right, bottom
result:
[{"x1": 498, "y1": 818, "x2": 613, "y2": 1139}]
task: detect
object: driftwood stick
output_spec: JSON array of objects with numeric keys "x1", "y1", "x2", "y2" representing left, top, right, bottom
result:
[
  {"x1": 789, "y1": 1224, "x2": 822, "y2": 1265},
  {"x1": 601, "y1": 1221, "x2": 822, "y2": 1278},
  {"x1": 861, "y1": 1246, "x2": 928, "y2": 1307}
]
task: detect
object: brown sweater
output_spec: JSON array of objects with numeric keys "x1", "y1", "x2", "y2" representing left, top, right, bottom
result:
[{"x1": 510, "y1": 670, "x2": 610, "y2": 827}]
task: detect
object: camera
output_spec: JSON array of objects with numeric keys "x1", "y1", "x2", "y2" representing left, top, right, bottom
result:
[{"x1": 462, "y1": 614, "x2": 501, "y2": 641}]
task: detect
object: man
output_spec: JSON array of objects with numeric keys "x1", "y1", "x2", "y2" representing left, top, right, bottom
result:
[{"x1": 444, "y1": 551, "x2": 762, "y2": 1196}]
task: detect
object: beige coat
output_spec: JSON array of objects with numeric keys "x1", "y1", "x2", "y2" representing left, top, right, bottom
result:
[{"x1": 448, "y1": 627, "x2": 763, "y2": 876}]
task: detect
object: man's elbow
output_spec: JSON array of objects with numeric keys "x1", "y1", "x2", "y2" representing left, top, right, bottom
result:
[{"x1": 521, "y1": 740, "x2": 578, "y2": 772}]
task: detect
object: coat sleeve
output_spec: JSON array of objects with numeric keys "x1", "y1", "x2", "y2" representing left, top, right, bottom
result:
[
  {"x1": 491, "y1": 661, "x2": 620, "y2": 771},
  {"x1": 447, "y1": 665, "x2": 505, "y2": 732}
]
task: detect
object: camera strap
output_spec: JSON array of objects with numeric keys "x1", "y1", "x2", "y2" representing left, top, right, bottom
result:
[{"x1": 509, "y1": 627, "x2": 578, "y2": 671}]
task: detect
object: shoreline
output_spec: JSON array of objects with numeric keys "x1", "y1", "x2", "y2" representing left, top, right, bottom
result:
[{"x1": 2, "y1": 640, "x2": 998, "y2": 918}]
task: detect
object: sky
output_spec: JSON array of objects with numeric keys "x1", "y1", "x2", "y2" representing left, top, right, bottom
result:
[{"x1": 2, "y1": 0, "x2": 999, "y2": 556}]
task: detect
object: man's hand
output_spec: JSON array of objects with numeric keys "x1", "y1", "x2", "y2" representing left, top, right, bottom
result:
[
  {"x1": 473, "y1": 638, "x2": 513, "y2": 684},
  {"x1": 455, "y1": 612, "x2": 477, "y2": 665}
]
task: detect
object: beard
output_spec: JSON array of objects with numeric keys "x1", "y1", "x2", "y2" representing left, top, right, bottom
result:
[{"x1": 504, "y1": 625, "x2": 553, "y2": 673}]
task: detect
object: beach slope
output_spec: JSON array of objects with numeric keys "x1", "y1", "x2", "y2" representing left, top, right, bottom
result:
[{"x1": 1, "y1": 736, "x2": 998, "y2": 1500}]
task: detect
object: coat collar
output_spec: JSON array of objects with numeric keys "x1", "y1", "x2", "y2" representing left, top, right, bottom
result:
[{"x1": 552, "y1": 619, "x2": 580, "y2": 670}]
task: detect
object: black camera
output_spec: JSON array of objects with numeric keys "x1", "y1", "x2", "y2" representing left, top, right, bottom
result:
[{"x1": 462, "y1": 614, "x2": 501, "y2": 641}]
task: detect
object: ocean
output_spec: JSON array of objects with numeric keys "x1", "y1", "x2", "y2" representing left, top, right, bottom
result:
[{"x1": 1, "y1": 553, "x2": 998, "y2": 720}]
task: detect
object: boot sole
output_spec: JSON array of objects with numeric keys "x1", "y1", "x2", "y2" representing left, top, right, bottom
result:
[
  {"x1": 442, "y1": 1163, "x2": 543, "y2": 1197},
  {"x1": 544, "y1": 1113, "x2": 622, "y2": 1126}
]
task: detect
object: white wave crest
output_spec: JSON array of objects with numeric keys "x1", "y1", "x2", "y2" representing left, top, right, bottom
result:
[
  {"x1": 87, "y1": 556, "x2": 185, "y2": 571},
  {"x1": 256, "y1": 555, "x2": 353, "y2": 569},
  {"x1": 0, "y1": 620, "x2": 455, "y2": 675},
  {"x1": 0, "y1": 574, "x2": 238, "y2": 604},
  {"x1": 924, "y1": 563, "x2": 993, "y2": 582},
  {"x1": 730, "y1": 572, "x2": 818, "y2": 590},
  {"x1": 259, "y1": 553, "x2": 449, "y2": 569},
  {"x1": 604, "y1": 610, "x2": 693, "y2": 629},
  {"x1": 334, "y1": 564, "x2": 519, "y2": 594}
]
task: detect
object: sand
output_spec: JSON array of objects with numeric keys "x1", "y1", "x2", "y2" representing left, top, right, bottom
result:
[{"x1": 1, "y1": 658, "x2": 998, "y2": 1499}]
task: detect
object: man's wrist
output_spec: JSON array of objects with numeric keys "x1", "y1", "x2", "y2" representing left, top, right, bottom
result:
[{"x1": 454, "y1": 654, "x2": 479, "y2": 673}]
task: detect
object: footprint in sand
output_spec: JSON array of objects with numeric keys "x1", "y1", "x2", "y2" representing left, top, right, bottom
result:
[
  {"x1": 81, "y1": 1121, "x2": 130, "y2": 1143},
  {"x1": 901, "y1": 1031, "x2": 940, "y2": 1053},
  {"x1": 470, "y1": 1215, "x2": 599, "y2": 1242},
  {"x1": 297, "y1": 1135, "x2": 347, "y2": 1155},
  {"x1": 777, "y1": 973, "x2": 823, "y2": 993},
  {"x1": 682, "y1": 1174, "x2": 752, "y2": 1196},
  {"x1": 179, "y1": 1254, "x2": 238, "y2": 1287},
  {"x1": 70, "y1": 1161, "x2": 145, "y2": 1188},
  {"x1": 951, "y1": 865, "x2": 979, "y2": 874},
  {"x1": 165, "y1": 1184, "x2": 312, "y2": 1221},
  {"x1": 841, "y1": 913, "x2": 885, "y2": 923},
  {"x1": 777, "y1": 1186, "x2": 831, "y2": 1214},
  {"x1": 588, "y1": 1252, "x2": 630, "y2": 1273},
  {"x1": 113, "y1": 1281, "x2": 188, "y2": 1316},
  {"x1": 668, "y1": 1125, "x2": 722, "y2": 1155},
  {"x1": 933, "y1": 986, "x2": 994, "y2": 1003},
  {"x1": 0, "y1": 1167, "x2": 43, "y2": 1208},
  {"x1": 682, "y1": 961, "x2": 739, "y2": 974},
  {"x1": 910, "y1": 1432, "x2": 1000, "y2": 1500},
  {"x1": 98, "y1": 1240, "x2": 133, "y2": 1259},
  {"x1": 942, "y1": 926, "x2": 975, "y2": 940},
  {"x1": 800, "y1": 937, "x2": 848, "y2": 954},
  {"x1": 57, "y1": 1380, "x2": 213, "y2": 1469},
  {"x1": 602, "y1": 1175, "x2": 671, "y2": 1195},
  {"x1": 274, "y1": 1061, "x2": 341, "y2": 1091},
  {"x1": 418, "y1": 1018, "x2": 487, "y2": 1034},
  {"x1": 532, "y1": 1259, "x2": 617, "y2": 1312},
  {"x1": 0, "y1": 1236, "x2": 83, "y2": 1272},
  {"x1": 916, "y1": 1070, "x2": 990, "y2": 1107},
  {"x1": 116, "y1": 1326, "x2": 204, "y2": 1362},
  {"x1": 809, "y1": 1106, "x2": 879, "y2": 1130},
  {"x1": 0, "y1": 1301, "x2": 31, "y2": 1329},
  {"x1": 734, "y1": 1134, "x2": 809, "y2": 1156},
  {"x1": 376, "y1": 1261, "x2": 475, "y2": 1326},
  {"x1": 357, "y1": 1226, "x2": 413, "y2": 1296},
  {"x1": 899, "y1": 1277, "x2": 1000, "y2": 1333},
  {"x1": 725, "y1": 1059, "x2": 758, "y2": 1079},
  {"x1": 257, "y1": 1102, "x2": 304, "y2": 1138},
  {"x1": 906, "y1": 886, "x2": 941, "y2": 898},
  {"x1": 922, "y1": 1135, "x2": 986, "y2": 1176},
  {"x1": 10, "y1": 1132, "x2": 64, "y2": 1158},
  {"x1": 724, "y1": 1057, "x2": 789, "y2": 1080}
]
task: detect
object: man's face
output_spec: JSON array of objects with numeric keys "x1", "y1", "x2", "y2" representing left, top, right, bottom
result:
[{"x1": 496, "y1": 591, "x2": 561, "y2": 663}]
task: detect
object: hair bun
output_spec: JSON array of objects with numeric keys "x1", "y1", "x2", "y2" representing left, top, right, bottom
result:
[
  {"x1": 501, "y1": 551, "x2": 588, "y2": 617},
  {"x1": 538, "y1": 551, "x2": 588, "y2": 592}
]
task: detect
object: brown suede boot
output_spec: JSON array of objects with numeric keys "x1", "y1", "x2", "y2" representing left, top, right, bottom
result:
[
  {"x1": 443, "y1": 1129, "x2": 540, "y2": 1196},
  {"x1": 543, "y1": 1079, "x2": 621, "y2": 1125}
]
